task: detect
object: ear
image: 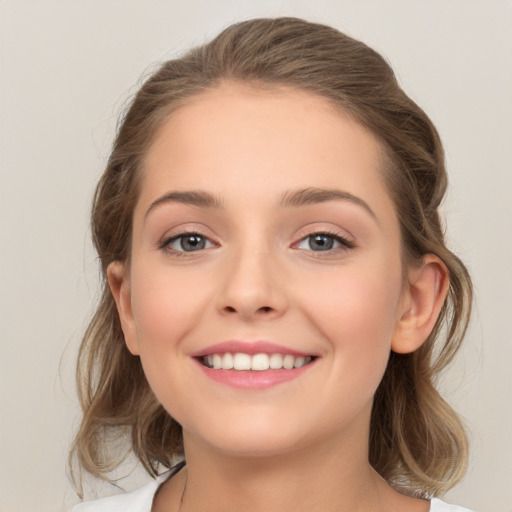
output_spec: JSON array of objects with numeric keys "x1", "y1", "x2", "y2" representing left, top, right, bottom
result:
[
  {"x1": 391, "y1": 254, "x2": 449, "y2": 354},
  {"x1": 107, "y1": 261, "x2": 140, "y2": 356}
]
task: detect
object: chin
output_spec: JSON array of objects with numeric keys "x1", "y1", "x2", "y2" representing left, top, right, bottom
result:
[
  {"x1": 183, "y1": 411, "x2": 330, "y2": 460},
  {"x1": 204, "y1": 433, "x2": 307, "y2": 459}
]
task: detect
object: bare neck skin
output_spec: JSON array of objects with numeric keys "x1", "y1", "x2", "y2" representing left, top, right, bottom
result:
[{"x1": 153, "y1": 404, "x2": 429, "y2": 512}]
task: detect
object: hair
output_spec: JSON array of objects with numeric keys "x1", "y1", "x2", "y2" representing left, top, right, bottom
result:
[{"x1": 70, "y1": 17, "x2": 472, "y2": 498}]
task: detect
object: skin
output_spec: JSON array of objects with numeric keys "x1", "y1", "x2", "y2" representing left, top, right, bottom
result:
[{"x1": 109, "y1": 82, "x2": 448, "y2": 512}]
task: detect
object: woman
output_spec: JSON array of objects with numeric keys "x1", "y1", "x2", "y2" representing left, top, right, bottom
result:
[{"x1": 70, "y1": 17, "x2": 474, "y2": 512}]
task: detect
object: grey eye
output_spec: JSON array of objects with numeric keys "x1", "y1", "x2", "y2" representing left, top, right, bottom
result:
[
  {"x1": 165, "y1": 233, "x2": 214, "y2": 252},
  {"x1": 307, "y1": 234, "x2": 335, "y2": 251},
  {"x1": 295, "y1": 233, "x2": 353, "y2": 252},
  {"x1": 179, "y1": 234, "x2": 207, "y2": 251}
]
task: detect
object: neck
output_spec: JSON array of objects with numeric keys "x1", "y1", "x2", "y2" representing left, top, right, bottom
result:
[{"x1": 179, "y1": 429, "x2": 383, "y2": 512}]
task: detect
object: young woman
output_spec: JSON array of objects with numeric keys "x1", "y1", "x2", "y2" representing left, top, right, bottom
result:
[{"x1": 70, "y1": 17, "x2": 474, "y2": 512}]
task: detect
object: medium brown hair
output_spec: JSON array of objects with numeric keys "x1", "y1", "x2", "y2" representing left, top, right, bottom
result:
[{"x1": 70, "y1": 17, "x2": 472, "y2": 497}]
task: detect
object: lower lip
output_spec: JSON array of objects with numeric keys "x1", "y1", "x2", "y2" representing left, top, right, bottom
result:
[{"x1": 193, "y1": 359, "x2": 315, "y2": 390}]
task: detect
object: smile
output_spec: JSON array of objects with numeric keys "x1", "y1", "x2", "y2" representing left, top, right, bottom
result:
[
  {"x1": 201, "y1": 353, "x2": 314, "y2": 371},
  {"x1": 191, "y1": 341, "x2": 318, "y2": 389}
]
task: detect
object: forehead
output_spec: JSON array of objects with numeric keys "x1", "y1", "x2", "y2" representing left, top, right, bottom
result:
[
  {"x1": 146, "y1": 83, "x2": 377, "y2": 165},
  {"x1": 137, "y1": 82, "x2": 395, "y2": 223}
]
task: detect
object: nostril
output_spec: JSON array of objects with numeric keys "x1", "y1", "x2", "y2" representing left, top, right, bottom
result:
[{"x1": 221, "y1": 305, "x2": 277, "y2": 315}]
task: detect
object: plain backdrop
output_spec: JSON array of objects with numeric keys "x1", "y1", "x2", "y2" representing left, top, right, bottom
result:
[{"x1": 1, "y1": 1, "x2": 511, "y2": 511}]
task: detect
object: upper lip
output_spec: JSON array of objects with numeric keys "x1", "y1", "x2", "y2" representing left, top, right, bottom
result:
[{"x1": 190, "y1": 340, "x2": 316, "y2": 358}]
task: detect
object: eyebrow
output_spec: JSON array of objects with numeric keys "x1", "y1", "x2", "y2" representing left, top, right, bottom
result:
[
  {"x1": 144, "y1": 187, "x2": 377, "y2": 222},
  {"x1": 145, "y1": 190, "x2": 223, "y2": 220},
  {"x1": 280, "y1": 187, "x2": 378, "y2": 221}
]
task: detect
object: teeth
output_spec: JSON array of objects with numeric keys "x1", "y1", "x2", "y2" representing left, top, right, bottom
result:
[
  {"x1": 202, "y1": 353, "x2": 313, "y2": 370},
  {"x1": 294, "y1": 356, "x2": 306, "y2": 368},
  {"x1": 269, "y1": 353, "x2": 283, "y2": 369},
  {"x1": 233, "y1": 353, "x2": 251, "y2": 370},
  {"x1": 283, "y1": 355, "x2": 295, "y2": 369},
  {"x1": 251, "y1": 353, "x2": 269, "y2": 371},
  {"x1": 222, "y1": 353, "x2": 234, "y2": 369}
]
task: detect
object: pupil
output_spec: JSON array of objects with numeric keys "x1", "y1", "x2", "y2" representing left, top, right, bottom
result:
[
  {"x1": 310, "y1": 234, "x2": 333, "y2": 251},
  {"x1": 181, "y1": 235, "x2": 205, "y2": 251}
]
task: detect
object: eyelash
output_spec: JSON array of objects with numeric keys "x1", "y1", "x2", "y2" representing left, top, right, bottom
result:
[
  {"x1": 293, "y1": 230, "x2": 355, "y2": 253},
  {"x1": 159, "y1": 230, "x2": 215, "y2": 257},
  {"x1": 159, "y1": 230, "x2": 355, "y2": 256}
]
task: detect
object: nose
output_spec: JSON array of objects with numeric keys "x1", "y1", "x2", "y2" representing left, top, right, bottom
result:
[{"x1": 215, "y1": 245, "x2": 288, "y2": 322}]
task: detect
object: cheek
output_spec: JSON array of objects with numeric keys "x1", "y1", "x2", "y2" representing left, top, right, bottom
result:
[
  {"x1": 127, "y1": 264, "x2": 213, "y2": 417},
  {"x1": 129, "y1": 262, "x2": 211, "y2": 355},
  {"x1": 300, "y1": 259, "x2": 403, "y2": 370}
]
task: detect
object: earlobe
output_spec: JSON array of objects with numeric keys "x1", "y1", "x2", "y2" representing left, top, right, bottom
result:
[
  {"x1": 391, "y1": 255, "x2": 449, "y2": 354},
  {"x1": 107, "y1": 261, "x2": 140, "y2": 356}
]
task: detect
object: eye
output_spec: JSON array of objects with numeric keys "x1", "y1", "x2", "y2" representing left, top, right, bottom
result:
[
  {"x1": 161, "y1": 233, "x2": 215, "y2": 253},
  {"x1": 295, "y1": 232, "x2": 354, "y2": 252}
]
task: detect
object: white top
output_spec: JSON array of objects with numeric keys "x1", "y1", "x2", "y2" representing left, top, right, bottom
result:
[{"x1": 70, "y1": 466, "x2": 475, "y2": 512}]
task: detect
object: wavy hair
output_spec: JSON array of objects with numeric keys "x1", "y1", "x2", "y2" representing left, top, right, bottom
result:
[{"x1": 70, "y1": 17, "x2": 472, "y2": 497}]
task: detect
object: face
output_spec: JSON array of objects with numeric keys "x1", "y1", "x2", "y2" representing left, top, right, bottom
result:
[{"x1": 111, "y1": 83, "x2": 417, "y2": 459}]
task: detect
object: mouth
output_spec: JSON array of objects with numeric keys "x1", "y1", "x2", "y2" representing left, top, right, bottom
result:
[
  {"x1": 191, "y1": 341, "x2": 319, "y2": 389},
  {"x1": 198, "y1": 352, "x2": 316, "y2": 371}
]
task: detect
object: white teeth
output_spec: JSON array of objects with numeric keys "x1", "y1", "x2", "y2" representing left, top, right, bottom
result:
[
  {"x1": 269, "y1": 353, "x2": 283, "y2": 369},
  {"x1": 233, "y1": 353, "x2": 251, "y2": 370},
  {"x1": 251, "y1": 353, "x2": 270, "y2": 371},
  {"x1": 283, "y1": 355, "x2": 295, "y2": 369},
  {"x1": 202, "y1": 353, "x2": 313, "y2": 370},
  {"x1": 222, "y1": 353, "x2": 234, "y2": 370},
  {"x1": 294, "y1": 356, "x2": 306, "y2": 368},
  {"x1": 212, "y1": 354, "x2": 222, "y2": 370}
]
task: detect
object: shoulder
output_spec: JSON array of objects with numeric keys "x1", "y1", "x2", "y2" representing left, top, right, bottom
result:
[
  {"x1": 430, "y1": 498, "x2": 476, "y2": 512},
  {"x1": 68, "y1": 473, "x2": 170, "y2": 512}
]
